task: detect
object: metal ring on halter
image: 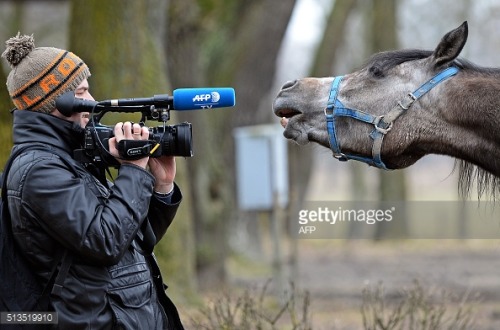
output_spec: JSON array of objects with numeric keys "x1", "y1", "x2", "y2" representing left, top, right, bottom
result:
[{"x1": 324, "y1": 106, "x2": 333, "y2": 116}]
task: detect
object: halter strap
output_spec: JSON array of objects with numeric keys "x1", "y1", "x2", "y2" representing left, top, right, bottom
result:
[
  {"x1": 325, "y1": 76, "x2": 344, "y2": 158},
  {"x1": 325, "y1": 66, "x2": 459, "y2": 169}
]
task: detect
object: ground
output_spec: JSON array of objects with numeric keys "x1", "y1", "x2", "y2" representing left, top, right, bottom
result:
[
  {"x1": 185, "y1": 239, "x2": 500, "y2": 329},
  {"x1": 292, "y1": 239, "x2": 500, "y2": 329},
  {"x1": 179, "y1": 239, "x2": 500, "y2": 329}
]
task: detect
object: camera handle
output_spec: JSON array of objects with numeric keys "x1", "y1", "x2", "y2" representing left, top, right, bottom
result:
[{"x1": 117, "y1": 139, "x2": 160, "y2": 160}]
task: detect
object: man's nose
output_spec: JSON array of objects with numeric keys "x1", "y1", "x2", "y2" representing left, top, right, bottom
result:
[{"x1": 84, "y1": 92, "x2": 95, "y2": 101}]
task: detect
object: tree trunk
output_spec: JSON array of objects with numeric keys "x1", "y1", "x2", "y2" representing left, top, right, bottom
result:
[
  {"x1": 307, "y1": 0, "x2": 363, "y2": 239},
  {"x1": 310, "y1": 0, "x2": 358, "y2": 77},
  {"x1": 167, "y1": 0, "x2": 296, "y2": 290},
  {"x1": 367, "y1": 0, "x2": 409, "y2": 239},
  {"x1": 0, "y1": 2, "x2": 25, "y2": 163}
]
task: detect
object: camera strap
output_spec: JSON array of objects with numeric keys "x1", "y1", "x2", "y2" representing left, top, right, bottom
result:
[{"x1": 117, "y1": 139, "x2": 159, "y2": 160}]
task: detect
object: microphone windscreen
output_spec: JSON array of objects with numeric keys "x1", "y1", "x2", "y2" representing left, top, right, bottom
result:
[{"x1": 173, "y1": 88, "x2": 235, "y2": 110}]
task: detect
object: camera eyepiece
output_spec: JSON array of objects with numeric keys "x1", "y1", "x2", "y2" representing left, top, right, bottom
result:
[{"x1": 55, "y1": 91, "x2": 98, "y2": 117}]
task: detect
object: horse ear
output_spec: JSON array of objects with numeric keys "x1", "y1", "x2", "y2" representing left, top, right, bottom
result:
[{"x1": 431, "y1": 21, "x2": 468, "y2": 67}]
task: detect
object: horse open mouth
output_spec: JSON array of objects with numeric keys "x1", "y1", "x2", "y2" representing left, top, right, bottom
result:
[
  {"x1": 273, "y1": 87, "x2": 302, "y2": 128},
  {"x1": 274, "y1": 107, "x2": 301, "y2": 127},
  {"x1": 274, "y1": 108, "x2": 301, "y2": 128},
  {"x1": 275, "y1": 107, "x2": 301, "y2": 118}
]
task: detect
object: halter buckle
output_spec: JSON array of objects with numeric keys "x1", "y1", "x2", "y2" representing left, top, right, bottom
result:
[
  {"x1": 374, "y1": 116, "x2": 393, "y2": 134},
  {"x1": 398, "y1": 93, "x2": 417, "y2": 110},
  {"x1": 333, "y1": 152, "x2": 348, "y2": 161}
]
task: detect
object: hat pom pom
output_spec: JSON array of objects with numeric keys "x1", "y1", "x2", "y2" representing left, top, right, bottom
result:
[{"x1": 2, "y1": 33, "x2": 35, "y2": 67}]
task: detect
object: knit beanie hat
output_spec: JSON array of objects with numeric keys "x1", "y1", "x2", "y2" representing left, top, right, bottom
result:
[{"x1": 2, "y1": 33, "x2": 91, "y2": 114}]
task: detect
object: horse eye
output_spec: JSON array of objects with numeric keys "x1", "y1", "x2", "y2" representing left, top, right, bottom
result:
[{"x1": 369, "y1": 65, "x2": 385, "y2": 78}]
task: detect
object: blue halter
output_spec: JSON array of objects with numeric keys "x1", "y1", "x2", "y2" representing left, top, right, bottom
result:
[{"x1": 325, "y1": 66, "x2": 459, "y2": 169}]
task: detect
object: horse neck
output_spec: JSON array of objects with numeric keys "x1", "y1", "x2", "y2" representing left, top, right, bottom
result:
[{"x1": 436, "y1": 70, "x2": 500, "y2": 176}]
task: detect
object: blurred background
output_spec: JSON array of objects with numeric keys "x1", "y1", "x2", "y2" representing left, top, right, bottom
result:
[{"x1": 2, "y1": 0, "x2": 500, "y2": 329}]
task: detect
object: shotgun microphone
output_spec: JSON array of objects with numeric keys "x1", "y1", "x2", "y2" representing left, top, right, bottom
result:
[
  {"x1": 55, "y1": 87, "x2": 236, "y2": 116},
  {"x1": 101, "y1": 87, "x2": 235, "y2": 110}
]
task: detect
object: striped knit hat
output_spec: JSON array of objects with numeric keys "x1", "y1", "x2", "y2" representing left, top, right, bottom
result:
[{"x1": 2, "y1": 33, "x2": 90, "y2": 113}]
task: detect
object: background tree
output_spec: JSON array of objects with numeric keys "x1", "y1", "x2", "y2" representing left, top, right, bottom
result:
[
  {"x1": 0, "y1": 2, "x2": 25, "y2": 164},
  {"x1": 367, "y1": 0, "x2": 409, "y2": 239},
  {"x1": 308, "y1": 0, "x2": 363, "y2": 239},
  {"x1": 0, "y1": 61, "x2": 13, "y2": 164},
  {"x1": 301, "y1": 0, "x2": 408, "y2": 239},
  {"x1": 167, "y1": 0, "x2": 296, "y2": 290},
  {"x1": 281, "y1": 0, "x2": 360, "y2": 276}
]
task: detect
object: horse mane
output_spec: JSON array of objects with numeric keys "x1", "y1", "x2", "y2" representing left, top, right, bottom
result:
[
  {"x1": 453, "y1": 59, "x2": 500, "y2": 199},
  {"x1": 455, "y1": 160, "x2": 500, "y2": 200},
  {"x1": 366, "y1": 49, "x2": 500, "y2": 199},
  {"x1": 364, "y1": 48, "x2": 500, "y2": 75},
  {"x1": 363, "y1": 49, "x2": 434, "y2": 71}
]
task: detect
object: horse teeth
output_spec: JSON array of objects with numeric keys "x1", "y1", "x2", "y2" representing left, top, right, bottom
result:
[{"x1": 280, "y1": 117, "x2": 288, "y2": 128}]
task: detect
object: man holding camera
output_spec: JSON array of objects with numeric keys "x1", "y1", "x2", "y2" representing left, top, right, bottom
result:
[{"x1": 1, "y1": 33, "x2": 184, "y2": 329}]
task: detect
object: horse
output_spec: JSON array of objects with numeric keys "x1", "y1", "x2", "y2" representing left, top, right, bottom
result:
[{"x1": 273, "y1": 22, "x2": 500, "y2": 197}]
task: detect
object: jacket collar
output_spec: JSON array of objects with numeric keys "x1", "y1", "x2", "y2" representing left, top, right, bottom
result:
[{"x1": 12, "y1": 110, "x2": 85, "y2": 153}]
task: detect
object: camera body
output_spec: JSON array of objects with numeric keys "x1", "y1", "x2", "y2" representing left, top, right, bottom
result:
[{"x1": 75, "y1": 120, "x2": 193, "y2": 168}]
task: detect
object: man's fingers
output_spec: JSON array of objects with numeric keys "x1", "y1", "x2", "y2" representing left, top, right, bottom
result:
[
  {"x1": 132, "y1": 123, "x2": 142, "y2": 136},
  {"x1": 114, "y1": 122, "x2": 148, "y2": 141},
  {"x1": 114, "y1": 122, "x2": 124, "y2": 140}
]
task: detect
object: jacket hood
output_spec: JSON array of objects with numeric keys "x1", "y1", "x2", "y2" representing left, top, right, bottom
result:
[{"x1": 12, "y1": 110, "x2": 85, "y2": 152}]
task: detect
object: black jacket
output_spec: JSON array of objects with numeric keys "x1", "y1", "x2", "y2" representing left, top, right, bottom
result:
[{"x1": 6, "y1": 110, "x2": 184, "y2": 329}]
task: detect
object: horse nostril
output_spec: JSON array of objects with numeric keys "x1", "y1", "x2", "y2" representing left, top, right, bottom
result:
[{"x1": 281, "y1": 80, "x2": 297, "y2": 90}]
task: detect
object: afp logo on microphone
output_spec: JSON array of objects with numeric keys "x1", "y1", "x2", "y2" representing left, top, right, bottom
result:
[{"x1": 192, "y1": 92, "x2": 221, "y2": 103}]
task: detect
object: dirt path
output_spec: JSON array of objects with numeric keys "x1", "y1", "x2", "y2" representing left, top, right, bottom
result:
[{"x1": 184, "y1": 235, "x2": 500, "y2": 329}]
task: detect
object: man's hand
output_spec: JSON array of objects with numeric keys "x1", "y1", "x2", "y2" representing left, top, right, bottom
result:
[
  {"x1": 108, "y1": 122, "x2": 150, "y2": 169},
  {"x1": 149, "y1": 156, "x2": 176, "y2": 194}
]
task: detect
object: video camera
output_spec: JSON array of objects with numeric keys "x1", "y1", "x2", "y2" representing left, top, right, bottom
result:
[{"x1": 55, "y1": 88, "x2": 236, "y2": 168}]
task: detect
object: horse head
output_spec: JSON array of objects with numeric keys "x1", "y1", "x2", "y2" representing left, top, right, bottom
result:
[{"x1": 273, "y1": 22, "x2": 469, "y2": 171}]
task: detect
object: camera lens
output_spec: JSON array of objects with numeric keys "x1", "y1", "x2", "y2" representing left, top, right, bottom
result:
[
  {"x1": 174, "y1": 123, "x2": 193, "y2": 157},
  {"x1": 156, "y1": 123, "x2": 193, "y2": 157}
]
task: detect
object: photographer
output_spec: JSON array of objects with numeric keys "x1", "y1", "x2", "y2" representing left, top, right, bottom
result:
[{"x1": 2, "y1": 34, "x2": 184, "y2": 329}]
